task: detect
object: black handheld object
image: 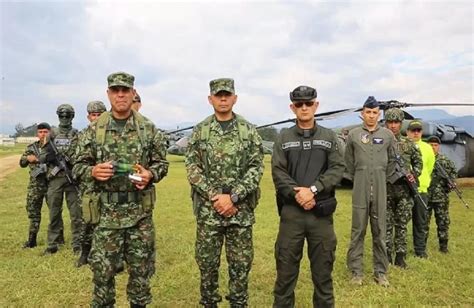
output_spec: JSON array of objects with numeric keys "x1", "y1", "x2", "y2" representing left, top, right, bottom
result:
[{"x1": 435, "y1": 161, "x2": 469, "y2": 209}]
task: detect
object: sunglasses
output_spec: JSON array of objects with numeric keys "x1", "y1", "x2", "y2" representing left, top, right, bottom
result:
[
  {"x1": 58, "y1": 113, "x2": 73, "y2": 118},
  {"x1": 293, "y1": 101, "x2": 315, "y2": 108}
]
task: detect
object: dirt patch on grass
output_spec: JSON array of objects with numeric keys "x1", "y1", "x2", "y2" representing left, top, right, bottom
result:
[
  {"x1": 456, "y1": 177, "x2": 474, "y2": 187},
  {"x1": 0, "y1": 155, "x2": 21, "y2": 181}
]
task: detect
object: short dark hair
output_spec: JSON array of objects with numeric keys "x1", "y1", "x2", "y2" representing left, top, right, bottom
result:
[{"x1": 37, "y1": 122, "x2": 51, "y2": 130}]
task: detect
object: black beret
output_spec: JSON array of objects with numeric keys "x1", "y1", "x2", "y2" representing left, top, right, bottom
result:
[
  {"x1": 290, "y1": 85, "x2": 317, "y2": 102},
  {"x1": 363, "y1": 96, "x2": 379, "y2": 108},
  {"x1": 37, "y1": 122, "x2": 51, "y2": 130}
]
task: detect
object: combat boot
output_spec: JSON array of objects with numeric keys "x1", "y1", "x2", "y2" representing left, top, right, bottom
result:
[
  {"x1": 57, "y1": 230, "x2": 65, "y2": 245},
  {"x1": 202, "y1": 304, "x2": 218, "y2": 308},
  {"x1": 22, "y1": 232, "x2": 37, "y2": 248},
  {"x1": 394, "y1": 252, "x2": 407, "y2": 269},
  {"x1": 439, "y1": 239, "x2": 449, "y2": 253},
  {"x1": 76, "y1": 244, "x2": 91, "y2": 267},
  {"x1": 374, "y1": 273, "x2": 390, "y2": 287},
  {"x1": 42, "y1": 246, "x2": 58, "y2": 256},
  {"x1": 130, "y1": 303, "x2": 146, "y2": 308}
]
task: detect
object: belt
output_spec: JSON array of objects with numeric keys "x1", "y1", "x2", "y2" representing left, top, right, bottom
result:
[{"x1": 100, "y1": 191, "x2": 141, "y2": 204}]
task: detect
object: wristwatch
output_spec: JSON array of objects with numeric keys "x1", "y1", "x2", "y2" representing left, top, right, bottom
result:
[
  {"x1": 230, "y1": 192, "x2": 239, "y2": 203},
  {"x1": 310, "y1": 185, "x2": 318, "y2": 195}
]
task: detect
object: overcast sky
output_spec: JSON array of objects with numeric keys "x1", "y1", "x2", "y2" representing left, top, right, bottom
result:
[{"x1": 1, "y1": 0, "x2": 473, "y2": 134}]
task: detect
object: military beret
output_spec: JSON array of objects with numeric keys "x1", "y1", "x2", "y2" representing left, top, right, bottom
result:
[
  {"x1": 427, "y1": 135, "x2": 441, "y2": 144},
  {"x1": 87, "y1": 100, "x2": 106, "y2": 113},
  {"x1": 56, "y1": 104, "x2": 75, "y2": 115},
  {"x1": 133, "y1": 93, "x2": 141, "y2": 103},
  {"x1": 37, "y1": 122, "x2": 51, "y2": 130},
  {"x1": 289, "y1": 85, "x2": 317, "y2": 102},
  {"x1": 363, "y1": 96, "x2": 379, "y2": 109},
  {"x1": 209, "y1": 78, "x2": 235, "y2": 95},
  {"x1": 384, "y1": 108, "x2": 404, "y2": 122},
  {"x1": 408, "y1": 120, "x2": 423, "y2": 131},
  {"x1": 107, "y1": 72, "x2": 135, "y2": 88}
]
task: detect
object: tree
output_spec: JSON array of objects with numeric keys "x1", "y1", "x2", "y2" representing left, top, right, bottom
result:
[{"x1": 257, "y1": 126, "x2": 278, "y2": 142}]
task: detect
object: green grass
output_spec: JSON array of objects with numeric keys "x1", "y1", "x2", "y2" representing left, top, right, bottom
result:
[
  {"x1": 1, "y1": 154, "x2": 473, "y2": 307},
  {"x1": 0, "y1": 144, "x2": 25, "y2": 158}
]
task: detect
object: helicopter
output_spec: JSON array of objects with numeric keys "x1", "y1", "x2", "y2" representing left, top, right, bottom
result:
[{"x1": 165, "y1": 99, "x2": 474, "y2": 179}]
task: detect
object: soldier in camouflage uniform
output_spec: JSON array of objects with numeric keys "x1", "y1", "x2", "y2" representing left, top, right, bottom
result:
[
  {"x1": 132, "y1": 92, "x2": 142, "y2": 112},
  {"x1": 75, "y1": 100, "x2": 107, "y2": 267},
  {"x1": 185, "y1": 78, "x2": 264, "y2": 308},
  {"x1": 426, "y1": 136, "x2": 457, "y2": 253},
  {"x1": 73, "y1": 72, "x2": 168, "y2": 308},
  {"x1": 41, "y1": 104, "x2": 82, "y2": 255},
  {"x1": 19, "y1": 122, "x2": 51, "y2": 248},
  {"x1": 384, "y1": 108, "x2": 422, "y2": 268}
]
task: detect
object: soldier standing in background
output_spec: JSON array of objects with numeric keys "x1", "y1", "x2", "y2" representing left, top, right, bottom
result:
[
  {"x1": 19, "y1": 122, "x2": 51, "y2": 248},
  {"x1": 132, "y1": 92, "x2": 142, "y2": 112},
  {"x1": 345, "y1": 97, "x2": 396, "y2": 287},
  {"x1": 426, "y1": 135, "x2": 457, "y2": 253},
  {"x1": 185, "y1": 78, "x2": 264, "y2": 308},
  {"x1": 272, "y1": 85, "x2": 344, "y2": 307},
  {"x1": 41, "y1": 104, "x2": 82, "y2": 255},
  {"x1": 73, "y1": 72, "x2": 168, "y2": 307},
  {"x1": 384, "y1": 108, "x2": 422, "y2": 268},
  {"x1": 406, "y1": 120, "x2": 435, "y2": 258},
  {"x1": 75, "y1": 100, "x2": 107, "y2": 267}
]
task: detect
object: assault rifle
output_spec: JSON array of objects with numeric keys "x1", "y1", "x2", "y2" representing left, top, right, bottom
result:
[
  {"x1": 392, "y1": 154, "x2": 428, "y2": 210},
  {"x1": 30, "y1": 142, "x2": 47, "y2": 178},
  {"x1": 435, "y1": 161, "x2": 469, "y2": 209},
  {"x1": 48, "y1": 137, "x2": 80, "y2": 194}
]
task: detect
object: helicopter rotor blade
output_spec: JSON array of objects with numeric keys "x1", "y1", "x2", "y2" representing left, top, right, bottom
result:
[{"x1": 167, "y1": 125, "x2": 195, "y2": 134}]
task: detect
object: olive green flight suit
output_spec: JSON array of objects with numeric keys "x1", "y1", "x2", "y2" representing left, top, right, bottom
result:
[{"x1": 345, "y1": 125, "x2": 396, "y2": 277}]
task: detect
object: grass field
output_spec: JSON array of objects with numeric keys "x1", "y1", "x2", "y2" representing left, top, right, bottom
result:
[
  {"x1": 1, "y1": 155, "x2": 473, "y2": 307},
  {"x1": 0, "y1": 144, "x2": 26, "y2": 158}
]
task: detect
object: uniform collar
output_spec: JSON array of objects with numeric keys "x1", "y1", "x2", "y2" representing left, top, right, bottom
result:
[{"x1": 295, "y1": 121, "x2": 317, "y2": 137}]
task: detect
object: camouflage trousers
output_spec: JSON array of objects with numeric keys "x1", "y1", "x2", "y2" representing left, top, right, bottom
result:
[
  {"x1": 195, "y1": 223, "x2": 253, "y2": 306},
  {"x1": 46, "y1": 176, "x2": 82, "y2": 250},
  {"x1": 427, "y1": 200, "x2": 450, "y2": 244},
  {"x1": 90, "y1": 216, "x2": 155, "y2": 307},
  {"x1": 386, "y1": 184, "x2": 413, "y2": 255},
  {"x1": 25, "y1": 176, "x2": 48, "y2": 234}
]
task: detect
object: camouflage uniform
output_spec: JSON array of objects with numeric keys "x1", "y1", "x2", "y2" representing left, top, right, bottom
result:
[
  {"x1": 427, "y1": 153, "x2": 457, "y2": 252},
  {"x1": 19, "y1": 140, "x2": 49, "y2": 246},
  {"x1": 185, "y1": 78, "x2": 264, "y2": 308},
  {"x1": 73, "y1": 72, "x2": 168, "y2": 307},
  {"x1": 41, "y1": 104, "x2": 82, "y2": 253},
  {"x1": 384, "y1": 108, "x2": 422, "y2": 265},
  {"x1": 76, "y1": 100, "x2": 107, "y2": 267}
]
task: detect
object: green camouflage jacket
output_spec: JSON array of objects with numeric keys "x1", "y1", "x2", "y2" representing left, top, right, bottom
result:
[
  {"x1": 72, "y1": 111, "x2": 169, "y2": 228},
  {"x1": 428, "y1": 153, "x2": 457, "y2": 203},
  {"x1": 185, "y1": 113, "x2": 264, "y2": 226},
  {"x1": 388, "y1": 133, "x2": 423, "y2": 185},
  {"x1": 19, "y1": 140, "x2": 48, "y2": 179}
]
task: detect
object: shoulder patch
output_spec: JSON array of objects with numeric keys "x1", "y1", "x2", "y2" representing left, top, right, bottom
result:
[
  {"x1": 282, "y1": 141, "x2": 300, "y2": 150},
  {"x1": 312, "y1": 139, "x2": 332, "y2": 149}
]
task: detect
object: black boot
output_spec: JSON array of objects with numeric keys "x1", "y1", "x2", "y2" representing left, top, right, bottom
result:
[
  {"x1": 387, "y1": 250, "x2": 393, "y2": 264},
  {"x1": 76, "y1": 244, "x2": 91, "y2": 267},
  {"x1": 439, "y1": 239, "x2": 449, "y2": 253},
  {"x1": 57, "y1": 230, "x2": 65, "y2": 245},
  {"x1": 130, "y1": 303, "x2": 146, "y2": 308},
  {"x1": 22, "y1": 232, "x2": 37, "y2": 248},
  {"x1": 394, "y1": 252, "x2": 407, "y2": 269},
  {"x1": 42, "y1": 246, "x2": 58, "y2": 256}
]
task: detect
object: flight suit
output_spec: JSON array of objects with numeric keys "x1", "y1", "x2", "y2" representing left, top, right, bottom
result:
[{"x1": 345, "y1": 125, "x2": 396, "y2": 277}]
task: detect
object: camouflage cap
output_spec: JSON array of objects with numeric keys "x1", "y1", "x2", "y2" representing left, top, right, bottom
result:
[
  {"x1": 363, "y1": 96, "x2": 379, "y2": 109},
  {"x1": 56, "y1": 104, "x2": 75, "y2": 114},
  {"x1": 37, "y1": 122, "x2": 51, "y2": 130},
  {"x1": 408, "y1": 120, "x2": 423, "y2": 131},
  {"x1": 427, "y1": 135, "x2": 441, "y2": 144},
  {"x1": 384, "y1": 108, "x2": 404, "y2": 122},
  {"x1": 107, "y1": 72, "x2": 135, "y2": 88},
  {"x1": 133, "y1": 93, "x2": 141, "y2": 103},
  {"x1": 87, "y1": 100, "x2": 106, "y2": 113},
  {"x1": 289, "y1": 85, "x2": 317, "y2": 102},
  {"x1": 209, "y1": 78, "x2": 235, "y2": 95}
]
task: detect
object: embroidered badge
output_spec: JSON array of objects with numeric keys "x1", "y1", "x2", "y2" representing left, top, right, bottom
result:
[
  {"x1": 361, "y1": 133, "x2": 370, "y2": 144},
  {"x1": 303, "y1": 140, "x2": 311, "y2": 150},
  {"x1": 282, "y1": 141, "x2": 300, "y2": 150},
  {"x1": 373, "y1": 138, "x2": 384, "y2": 144},
  {"x1": 312, "y1": 140, "x2": 332, "y2": 149}
]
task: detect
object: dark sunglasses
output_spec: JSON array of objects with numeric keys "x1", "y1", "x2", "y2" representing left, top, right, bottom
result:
[
  {"x1": 58, "y1": 113, "x2": 73, "y2": 118},
  {"x1": 293, "y1": 101, "x2": 315, "y2": 108}
]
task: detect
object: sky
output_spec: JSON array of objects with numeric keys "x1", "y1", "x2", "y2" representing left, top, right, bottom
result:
[{"x1": 1, "y1": 0, "x2": 473, "y2": 134}]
